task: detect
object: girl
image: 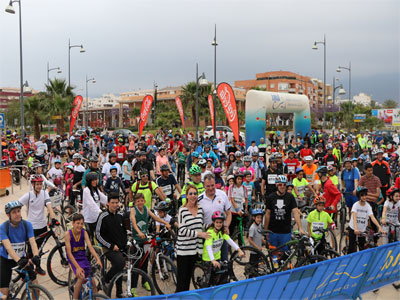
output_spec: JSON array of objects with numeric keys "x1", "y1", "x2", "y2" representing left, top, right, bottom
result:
[
  {"x1": 155, "y1": 147, "x2": 170, "y2": 176},
  {"x1": 292, "y1": 168, "x2": 317, "y2": 206},
  {"x1": 65, "y1": 214, "x2": 102, "y2": 300},
  {"x1": 228, "y1": 172, "x2": 247, "y2": 246},
  {"x1": 176, "y1": 185, "x2": 210, "y2": 292},
  {"x1": 206, "y1": 158, "x2": 214, "y2": 173},
  {"x1": 65, "y1": 165, "x2": 74, "y2": 200},
  {"x1": 82, "y1": 172, "x2": 107, "y2": 239},
  {"x1": 381, "y1": 188, "x2": 400, "y2": 244},
  {"x1": 239, "y1": 156, "x2": 255, "y2": 181},
  {"x1": 130, "y1": 193, "x2": 171, "y2": 296},
  {"x1": 99, "y1": 147, "x2": 109, "y2": 168},
  {"x1": 224, "y1": 153, "x2": 235, "y2": 175},
  {"x1": 214, "y1": 168, "x2": 225, "y2": 190},
  {"x1": 49, "y1": 149, "x2": 60, "y2": 169},
  {"x1": 225, "y1": 175, "x2": 234, "y2": 195},
  {"x1": 202, "y1": 211, "x2": 244, "y2": 286},
  {"x1": 47, "y1": 159, "x2": 63, "y2": 189}
]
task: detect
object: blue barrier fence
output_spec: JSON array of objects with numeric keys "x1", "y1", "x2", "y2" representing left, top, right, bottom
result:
[{"x1": 121, "y1": 242, "x2": 400, "y2": 300}]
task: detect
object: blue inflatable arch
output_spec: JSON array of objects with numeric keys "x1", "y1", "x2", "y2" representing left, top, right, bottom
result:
[{"x1": 245, "y1": 90, "x2": 311, "y2": 148}]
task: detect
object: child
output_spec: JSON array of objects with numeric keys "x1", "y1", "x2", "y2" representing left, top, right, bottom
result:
[
  {"x1": 286, "y1": 182, "x2": 294, "y2": 195},
  {"x1": 206, "y1": 158, "x2": 214, "y2": 173},
  {"x1": 202, "y1": 211, "x2": 244, "y2": 286},
  {"x1": 225, "y1": 175, "x2": 234, "y2": 195},
  {"x1": 248, "y1": 208, "x2": 265, "y2": 263},
  {"x1": 228, "y1": 172, "x2": 248, "y2": 245},
  {"x1": 104, "y1": 165, "x2": 125, "y2": 195},
  {"x1": 65, "y1": 214, "x2": 102, "y2": 300},
  {"x1": 47, "y1": 159, "x2": 63, "y2": 188},
  {"x1": 167, "y1": 150, "x2": 176, "y2": 175},
  {"x1": 327, "y1": 165, "x2": 339, "y2": 189},
  {"x1": 307, "y1": 196, "x2": 334, "y2": 254},
  {"x1": 381, "y1": 188, "x2": 400, "y2": 244},
  {"x1": 65, "y1": 165, "x2": 74, "y2": 200},
  {"x1": 214, "y1": 168, "x2": 225, "y2": 190},
  {"x1": 348, "y1": 187, "x2": 384, "y2": 253},
  {"x1": 154, "y1": 201, "x2": 175, "y2": 234},
  {"x1": 242, "y1": 171, "x2": 255, "y2": 209},
  {"x1": 292, "y1": 168, "x2": 316, "y2": 206},
  {"x1": 27, "y1": 150, "x2": 35, "y2": 168}
]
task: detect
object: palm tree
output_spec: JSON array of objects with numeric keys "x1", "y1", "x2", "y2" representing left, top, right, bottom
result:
[
  {"x1": 382, "y1": 99, "x2": 398, "y2": 109},
  {"x1": 180, "y1": 82, "x2": 212, "y2": 126},
  {"x1": 24, "y1": 93, "x2": 47, "y2": 139},
  {"x1": 45, "y1": 78, "x2": 75, "y2": 134}
]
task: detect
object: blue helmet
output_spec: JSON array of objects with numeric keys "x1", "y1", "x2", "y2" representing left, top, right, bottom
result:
[
  {"x1": 251, "y1": 208, "x2": 264, "y2": 216},
  {"x1": 295, "y1": 167, "x2": 304, "y2": 174},
  {"x1": 54, "y1": 159, "x2": 61, "y2": 164},
  {"x1": 5, "y1": 201, "x2": 22, "y2": 214},
  {"x1": 110, "y1": 166, "x2": 118, "y2": 172},
  {"x1": 191, "y1": 151, "x2": 199, "y2": 158},
  {"x1": 275, "y1": 175, "x2": 287, "y2": 184}
]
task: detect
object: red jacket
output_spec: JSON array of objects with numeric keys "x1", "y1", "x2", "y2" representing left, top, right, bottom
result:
[{"x1": 321, "y1": 178, "x2": 341, "y2": 214}]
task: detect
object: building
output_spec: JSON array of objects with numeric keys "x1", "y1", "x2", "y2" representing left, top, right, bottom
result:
[
  {"x1": 85, "y1": 93, "x2": 121, "y2": 109},
  {"x1": 0, "y1": 87, "x2": 38, "y2": 111},
  {"x1": 234, "y1": 70, "x2": 332, "y2": 111},
  {"x1": 351, "y1": 93, "x2": 372, "y2": 106}
]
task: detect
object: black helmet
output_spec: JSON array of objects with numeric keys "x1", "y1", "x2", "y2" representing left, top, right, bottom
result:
[
  {"x1": 160, "y1": 164, "x2": 170, "y2": 171},
  {"x1": 154, "y1": 201, "x2": 169, "y2": 211},
  {"x1": 138, "y1": 169, "x2": 149, "y2": 178},
  {"x1": 109, "y1": 152, "x2": 117, "y2": 158},
  {"x1": 126, "y1": 153, "x2": 134, "y2": 160},
  {"x1": 356, "y1": 186, "x2": 368, "y2": 198},
  {"x1": 85, "y1": 172, "x2": 98, "y2": 183},
  {"x1": 316, "y1": 166, "x2": 328, "y2": 175},
  {"x1": 90, "y1": 156, "x2": 98, "y2": 162}
]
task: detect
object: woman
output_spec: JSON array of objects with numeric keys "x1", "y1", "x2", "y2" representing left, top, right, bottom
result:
[
  {"x1": 128, "y1": 135, "x2": 136, "y2": 153},
  {"x1": 82, "y1": 172, "x2": 107, "y2": 239},
  {"x1": 224, "y1": 152, "x2": 235, "y2": 175},
  {"x1": 98, "y1": 147, "x2": 109, "y2": 168},
  {"x1": 176, "y1": 185, "x2": 210, "y2": 292},
  {"x1": 155, "y1": 147, "x2": 170, "y2": 176}
]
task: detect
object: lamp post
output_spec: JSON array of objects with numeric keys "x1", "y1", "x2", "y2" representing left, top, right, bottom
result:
[
  {"x1": 152, "y1": 82, "x2": 158, "y2": 124},
  {"x1": 47, "y1": 62, "x2": 62, "y2": 137},
  {"x1": 85, "y1": 75, "x2": 96, "y2": 128},
  {"x1": 337, "y1": 62, "x2": 351, "y2": 132},
  {"x1": 312, "y1": 34, "x2": 326, "y2": 128},
  {"x1": 68, "y1": 39, "x2": 85, "y2": 87},
  {"x1": 331, "y1": 77, "x2": 345, "y2": 131},
  {"x1": 211, "y1": 24, "x2": 218, "y2": 137},
  {"x1": 5, "y1": 0, "x2": 25, "y2": 136},
  {"x1": 195, "y1": 63, "x2": 208, "y2": 140}
]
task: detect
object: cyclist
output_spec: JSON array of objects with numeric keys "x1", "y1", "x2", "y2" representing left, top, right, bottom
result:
[
  {"x1": 227, "y1": 151, "x2": 244, "y2": 176},
  {"x1": 292, "y1": 167, "x2": 317, "y2": 206},
  {"x1": 348, "y1": 187, "x2": 384, "y2": 253},
  {"x1": 122, "y1": 153, "x2": 134, "y2": 191},
  {"x1": 261, "y1": 157, "x2": 282, "y2": 200},
  {"x1": 372, "y1": 149, "x2": 391, "y2": 202},
  {"x1": 71, "y1": 153, "x2": 86, "y2": 207},
  {"x1": 381, "y1": 188, "x2": 400, "y2": 244},
  {"x1": 181, "y1": 165, "x2": 205, "y2": 205},
  {"x1": 214, "y1": 167, "x2": 225, "y2": 190},
  {"x1": 0, "y1": 201, "x2": 41, "y2": 298},
  {"x1": 102, "y1": 152, "x2": 122, "y2": 179},
  {"x1": 248, "y1": 208, "x2": 265, "y2": 261},
  {"x1": 317, "y1": 166, "x2": 341, "y2": 216},
  {"x1": 250, "y1": 151, "x2": 265, "y2": 195},
  {"x1": 104, "y1": 165, "x2": 125, "y2": 195},
  {"x1": 177, "y1": 147, "x2": 189, "y2": 184},
  {"x1": 302, "y1": 156, "x2": 319, "y2": 189},
  {"x1": 228, "y1": 172, "x2": 247, "y2": 246},
  {"x1": 239, "y1": 155, "x2": 255, "y2": 181},
  {"x1": 197, "y1": 158, "x2": 212, "y2": 181},
  {"x1": 243, "y1": 171, "x2": 256, "y2": 208},
  {"x1": 284, "y1": 149, "x2": 300, "y2": 182},
  {"x1": 155, "y1": 147, "x2": 170, "y2": 176},
  {"x1": 133, "y1": 151, "x2": 155, "y2": 180},
  {"x1": 314, "y1": 143, "x2": 326, "y2": 165},
  {"x1": 156, "y1": 164, "x2": 182, "y2": 213},
  {"x1": 81, "y1": 156, "x2": 102, "y2": 189},
  {"x1": 341, "y1": 157, "x2": 360, "y2": 214},
  {"x1": 327, "y1": 165, "x2": 340, "y2": 189},
  {"x1": 264, "y1": 175, "x2": 305, "y2": 250},
  {"x1": 47, "y1": 159, "x2": 63, "y2": 189},
  {"x1": 202, "y1": 144, "x2": 219, "y2": 167},
  {"x1": 18, "y1": 175, "x2": 58, "y2": 275}
]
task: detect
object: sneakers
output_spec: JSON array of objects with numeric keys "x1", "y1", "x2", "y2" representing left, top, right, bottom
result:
[
  {"x1": 142, "y1": 282, "x2": 151, "y2": 291},
  {"x1": 130, "y1": 288, "x2": 138, "y2": 297},
  {"x1": 35, "y1": 266, "x2": 46, "y2": 276}
]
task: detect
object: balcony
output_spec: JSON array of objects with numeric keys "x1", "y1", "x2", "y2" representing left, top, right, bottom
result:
[{"x1": 288, "y1": 88, "x2": 296, "y2": 93}]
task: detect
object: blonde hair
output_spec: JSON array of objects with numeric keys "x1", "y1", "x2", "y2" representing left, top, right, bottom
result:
[{"x1": 184, "y1": 184, "x2": 198, "y2": 208}]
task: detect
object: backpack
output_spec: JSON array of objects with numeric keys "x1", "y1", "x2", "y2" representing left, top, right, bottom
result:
[
  {"x1": 133, "y1": 181, "x2": 154, "y2": 194},
  {"x1": 0, "y1": 219, "x2": 29, "y2": 248}
]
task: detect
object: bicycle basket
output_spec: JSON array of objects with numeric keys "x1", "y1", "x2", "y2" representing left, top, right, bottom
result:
[{"x1": 50, "y1": 191, "x2": 63, "y2": 207}]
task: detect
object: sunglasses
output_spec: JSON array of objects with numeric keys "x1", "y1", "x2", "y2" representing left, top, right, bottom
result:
[
  {"x1": 188, "y1": 192, "x2": 198, "y2": 196},
  {"x1": 276, "y1": 183, "x2": 286, "y2": 187},
  {"x1": 141, "y1": 174, "x2": 149, "y2": 178}
]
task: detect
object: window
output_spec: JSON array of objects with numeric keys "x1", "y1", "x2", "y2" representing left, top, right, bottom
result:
[
  {"x1": 270, "y1": 84, "x2": 275, "y2": 89},
  {"x1": 278, "y1": 83, "x2": 289, "y2": 90}
]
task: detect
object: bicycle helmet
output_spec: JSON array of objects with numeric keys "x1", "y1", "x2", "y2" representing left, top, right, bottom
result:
[
  {"x1": 243, "y1": 170, "x2": 252, "y2": 177},
  {"x1": 213, "y1": 167, "x2": 222, "y2": 174},
  {"x1": 118, "y1": 138, "x2": 123, "y2": 143},
  {"x1": 31, "y1": 175, "x2": 44, "y2": 183},
  {"x1": 110, "y1": 165, "x2": 118, "y2": 172},
  {"x1": 197, "y1": 159, "x2": 207, "y2": 167},
  {"x1": 251, "y1": 208, "x2": 264, "y2": 216},
  {"x1": 313, "y1": 196, "x2": 326, "y2": 205},
  {"x1": 295, "y1": 167, "x2": 304, "y2": 174},
  {"x1": 351, "y1": 158, "x2": 358, "y2": 162},
  {"x1": 326, "y1": 145, "x2": 333, "y2": 150},
  {"x1": 287, "y1": 149, "x2": 295, "y2": 154},
  {"x1": 387, "y1": 187, "x2": 400, "y2": 197},
  {"x1": 251, "y1": 151, "x2": 258, "y2": 157},
  {"x1": 189, "y1": 165, "x2": 201, "y2": 175},
  {"x1": 126, "y1": 153, "x2": 134, "y2": 160},
  {"x1": 327, "y1": 165, "x2": 335, "y2": 171},
  {"x1": 228, "y1": 152, "x2": 235, "y2": 156},
  {"x1": 204, "y1": 144, "x2": 211, "y2": 149},
  {"x1": 90, "y1": 156, "x2": 98, "y2": 162},
  {"x1": 275, "y1": 175, "x2": 287, "y2": 184},
  {"x1": 356, "y1": 186, "x2": 368, "y2": 197},
  {"x1": 286, "y1": 182, "x2": 294, "y2": 188},
  {"x1": 72, "y1": 153, "x2": 81, "y2": 160},
  {"x1": 51, "y1": 148, "x2": 59, "y2": 155},
  {"x1": 28, "y1": 150, "x2": 34, "y2": 155},
  {"x1": 304, "y1": 156, "x2": 313, "y2": 162},
  {"x1": 109, "y1": 152, "x2": 117, "y2": 158},
  {"x1": 85, "y1": 172, "x2": 98, "y2": 182},
  {"x1": 316, "y1": 166, "x2": 328, "y2": 175},
  {"x1": 212, "y1": 211, "x2": 226, "y2": 221},
  {"x1": 275, "y1": 152, "x2": 283, "y2": 158},
  {"x1": 160, "y1": 164, "x2": 170, "y2": 171},
  {"x1": 343, "y1": 157, "x2": 352, "y2": 164},
  {"x1": 269, "y1": 157, "x2": 277, "y2": 163},
  {"x1": 5, "y1": 201, "x2": 22, "y2": 214},
  {"x1": 154, "y1": 201, "x2": 169, "y2": 211},
  {"x1": 66, "y1": 165, "x2": 74, "y2": 170},
  {"x1": 227, "y1": 175, "x2": 234, "y2": 182},
  {"x1": 376, "y1": 149, "x2": 384, "y2": 154},
  {"x1": 191, "y1": 151, "x2": 199, "y2": 158},
  {"x1": 234, "y1": 171, "x2": 244, "y2": 178},
  {"x1": 234, "y1": 151, "x2": 242, "y2": 158},
  {"x1": 138, "y1": 169, "x2": 149, "y2": 178},
  {"x1": 243, "y1": 156, "x2": 252, "y2": 162},
  {"x1": 54, "y1": 159, "x2": 61, "y2": 164}
]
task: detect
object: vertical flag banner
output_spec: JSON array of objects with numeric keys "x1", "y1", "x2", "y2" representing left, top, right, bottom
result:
[
  {"x1": 69, "y1": 95, "x2": 83, "y2": 135},
  {"x1": 175, "y1": 96, "x2": 185, "y2": 128},
  {"x1": 139, "y1": 95, "x2": 154, "y2": 138},
  {"x1": 208, "y1": 94, "x2": 215, "y2": 131},
  {"x1": 217, "y1": 82, "x2": 239, "y2": 141}
]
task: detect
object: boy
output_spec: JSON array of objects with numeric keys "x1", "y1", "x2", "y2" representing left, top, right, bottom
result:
[
  {"x1": 154, "y1": 201, "x2": 175, "y2": 234},
  {"x1": 248, "y1": 208, "x2": 265, "y2": 263},
  {"x1": 104, "y1": 165, "x2": 125, "y2": 195},
  {"x1": 243, "y1": 171, "x2": 256, "y2": 209}
]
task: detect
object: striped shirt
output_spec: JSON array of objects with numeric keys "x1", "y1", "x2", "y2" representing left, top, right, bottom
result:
[{"x1": 176, "y1": 205, "x2": 204, "y2": 256}]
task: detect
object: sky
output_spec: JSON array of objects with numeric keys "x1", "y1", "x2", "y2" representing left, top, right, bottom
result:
[{"x1": 0, "y1": 0, "x2": 399, "y2": 103}]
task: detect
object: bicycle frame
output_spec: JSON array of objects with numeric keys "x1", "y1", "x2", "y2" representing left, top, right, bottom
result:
[{"x1": 9, "y1": 269, "x2": 39, "y2": 300}]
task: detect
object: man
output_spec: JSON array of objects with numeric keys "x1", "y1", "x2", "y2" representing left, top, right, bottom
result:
[
  {"x1": 156, "y1": 164, "x2": 182, "y2": 213},
  {"x1": 284, "y1": 149, "x2": 300, "y2": 182},
  {"x1": 114, "y1": 138, "x2": 127, "y2": 166},
  {"x1": 102, "y1": 152, "x2": 122, "y2": 179},
  {"x1": 34, "y1": 136, "x2": 48, "y2": 163},
  {"x1": 371, "y1": 149, "x2": 391, "y2": 202},
  {"x1": 317, "y1": 166, "x2": 341, "y2": 216},
  {"x1": 264, "y1": 175, "x2": 305, "y2": 250},
  {"x1": 258, "y1": 138, "x2": 268, "y2": 161},
  {"x1": 133, "y1": 151, "x2": 155, "y2": 180},
  {"x1": 0, "y1": 201, "x2": 41, "y2": 298},
  {"x1": 251, "y1": 151, "x2": 265, "y2": 195},
  {"x1": 227, "y1": 139, "x2": 240, "y2": 155},
  {"x1": 180, "y1": 165, "x2": 205, "y2": 205},
  {"x1": 95, "y1": 193, "x2": 127, "y2": 298},
  {"x1": 82, "y1": 156, "x2": 103, "y2": 189},
  {"x1": 247, "y1": 141, "x2": 258, "y2": 156},
  {"x1": 202, "y1": 144, "x2": 219, "y2": 167},
  {"x1": 341, "y1": 158, "x2": 360, "y2": 213},
  {"x1": 227, "y1": 151, "x2": 244, "y2": 176},
  {"x1": 261, "y1": 157, "x2": 282, "y2": 199},
  {"x1": 18, "y1": 175, "x2": 58, "y2": 275},
  {"x1": 199, "y1": 173, "x2": 232, "y2": 260},
  {"x1": 192, "y1": 140, "x2": 203, "y2": 155},
  {"x1": 130, "y1": 169, "x2": 167, "y2": 209}
]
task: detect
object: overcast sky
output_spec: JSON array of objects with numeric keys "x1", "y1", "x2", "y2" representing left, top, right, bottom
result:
[{"x1": 1, "y1": 0, "x2": 399, "y2": 103}]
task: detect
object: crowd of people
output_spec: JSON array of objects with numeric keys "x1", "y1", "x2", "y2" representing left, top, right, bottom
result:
[{"x1": 0, "y1": 126, "x2": 399, "y2": 298}]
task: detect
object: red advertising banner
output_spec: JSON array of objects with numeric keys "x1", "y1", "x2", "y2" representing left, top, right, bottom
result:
[
  {"x1": 139, "y1": 95, "x2": 154, "y2": 138},
  {"x1": 217, "y1": 83, "x2": 239, "y2": 141},
  {"x1": 69, "y1": 95, "x2": 83, "y2": 135},
  {"x1": 175, "y1": 96, "x2": 185, "y2": 128},
  {"x1": 208, "y1": 94, "x2": 215, "y2": 131}
]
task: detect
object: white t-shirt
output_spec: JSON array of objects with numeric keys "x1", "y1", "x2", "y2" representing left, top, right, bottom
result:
[
  {"x1": 82, "y1": 187, "x2": 107, "y2": 223},
  {"x1": 228, "y1": 185, "x2": 246, "y2": 213},
  {"x1": 349, "y1": 201, "x2": 374, "y2": 232},
  {"x1": 19, "y1": 190, "x2": 51, "y2": 230},
  {"x1": 102, "y1": 162, "x2": 122, "y2": 179},
  {"x1": 217, "y1": 141, "x2": 226, "y2": 154},
  {"x1": 247, "y1": 145, "x2": 258, "y2": 155},
  {"x1": 199, "y1": 189, "x2": 232, "y2": 226},
  {"x1": 383, "y1": 200, "x2": 400, "y2": 224},
  {"x1": 155, "y1": 212, "x2": 172, "y2": 227},
  {"x1": 35, "y1": 141, "x2": 48, "y2": 156},
  {"x1": 201, "y1": 170, "x2": 212, "y2": 182},
  {"x1": 48, "y1": 167, "x2": 63, "y2": 183}
]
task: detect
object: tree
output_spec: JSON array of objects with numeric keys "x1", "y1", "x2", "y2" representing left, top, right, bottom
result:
[
  {"x1": 382, "y1": 99, "x2": 398, "y2": 109},
  {"x1": 180, "y1": 82, "x2": 212, "y2": 126},
  {"x1": 24, "y1": 93, "x2": 47, "y2": 139}
]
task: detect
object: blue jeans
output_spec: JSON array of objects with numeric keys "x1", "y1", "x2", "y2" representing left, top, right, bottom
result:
[{"x1": 269, "y1": 232, "x2": 292, "y2": 252}]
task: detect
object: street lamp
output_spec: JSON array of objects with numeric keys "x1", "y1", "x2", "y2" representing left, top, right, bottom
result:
[
  {"x1": 337, "y1": 62, "x2": 351, "y2": 132},
  {"x1": 211, "y1": 24, "x2": 218, "y2": 137},
  {"x1": 46, "y1": 62, "x2": 62, "y2": 137},
  {"x1": 68, "y1": 39, "x2": 85, "y2": 87},
  {"x1": 5, "y1": 0, "x2": 25, "y2": 136},
  {"x1": 312, "y1": 34, "x2": 327, "y2": 128},
  {"x1": 85, "y1": 75, "x2": 96, "y2": 128},
  {"x1": 195, "y1": 63, "x2": 208, "y2": 140}
]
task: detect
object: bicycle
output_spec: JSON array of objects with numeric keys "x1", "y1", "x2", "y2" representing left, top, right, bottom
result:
[
  {"x1": 68, "y1": 265, "x2": 109, "y2": 300},
  {"x1": 311, "y1": 228, "x2": 340, "y2": 259},
  {"x1": 387, "y1": 222, "x2": 400, "y2": 243},
  {"x1": 229, "y1": 215, "x2": 248, "y2": 255},
  {"x1": 191, "y1": 258, "x2": 238, "y2": 289},
  {"x1": 339, "y1": 227, "x2": 382, "y2": 255},
  {"x1": 7, "y1": 262, "x2": 54, "y2": 300}
]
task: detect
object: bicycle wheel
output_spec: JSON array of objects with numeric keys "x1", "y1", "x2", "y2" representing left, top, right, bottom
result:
[
  {"x1": 324, "y1": 228, "x2": 338, "y2": 251},
  {"x1": 231, "y1": 246, "x2": 270, "y2": 280},
  {"x1": 21, "y1": 283, "x2": 54, "y2": 300},
  {"x1": 48, "y1": 210, "x2": 65, "y2": 241},
  {"x1": 83, "y1": 293, "x2": 110, "y2": 300},
  {"x1": 340, "y1": 207, "x2": 347, "y2": 234},
  {"x1": 339, "y1": 233, "x2": 349, "y2": 255},
  {"x1": 67, "y1": 269, "x2": 76, "y2": 300},
  {"x1": 62, "y1": 204, "x2": 77, "y2": 225},
  {"x1": 107, "y1": 268, "x2": 155, "y2": 298},
  {"x1": 296, "y1": 255, "x2": 327, "y2": 267},
  {"x1": 320, "y1": 248, "x2": 340, "y2": 259},
  {"x1": 47, "y1": 242, "x2": 69, "y2": 286},
  {"x1": 151, "y1": 255, "x2": 177, "y2": 295},
  {"x1": 191, "y1": 263, "x2": 209, "y2": 289}
]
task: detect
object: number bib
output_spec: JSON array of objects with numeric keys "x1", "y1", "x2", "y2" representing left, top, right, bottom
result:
[
  {"x1": 212, "y1": 238, "x2": 223, "y2": 254},
  {"x1": 11, "y1": 242, "x2": 26, "y2": 259},
  {"x1": 268, "y1": 174, "x2": 277, "y2": 185},
  {"x1": 162, "y1": 185, "x2": 172, "y2": 196},
  {"x1": 312, "y1": 222, "x2": 324, "y2": 233}
]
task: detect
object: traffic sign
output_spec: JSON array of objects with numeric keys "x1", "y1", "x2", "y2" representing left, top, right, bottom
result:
[
  {"x1": 0, "y1": 113, "x2": 4, "y2": 129},
  {"x1": 52, "y1": 115, "x2": 62, "y2": 120},
  {"x1": 354, "y1": 114, "x2": 366, "y2": 123}
]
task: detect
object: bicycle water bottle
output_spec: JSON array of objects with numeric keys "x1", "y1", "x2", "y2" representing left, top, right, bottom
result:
[{"x1": 273, "y1": 256, "x2": 279, "y2": 269}]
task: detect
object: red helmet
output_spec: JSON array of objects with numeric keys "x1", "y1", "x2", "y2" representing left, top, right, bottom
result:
[
  {"x1": 31, "y1": 175, "x2": 44, "y2": 183},
  {"x1": 313, "y1": 196, "x2": 326, "y2": 205},
  {"x1": 387, "y1": 187, "x2": 400, "y2": 197}
]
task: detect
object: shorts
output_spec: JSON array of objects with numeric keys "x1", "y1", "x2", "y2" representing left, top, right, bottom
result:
[
  {"x1": 0, "y1": 256, "x2": 36, "y2": 288},
  {"x1": 268, "y1": 232, "x2": 292, "y2": 252},
  {"x1": 69, "y1": 258, "x2": 91, "y2": 278},
  {"x1": 345, "y1": 194, "x2": 358, "y2": 208}
]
